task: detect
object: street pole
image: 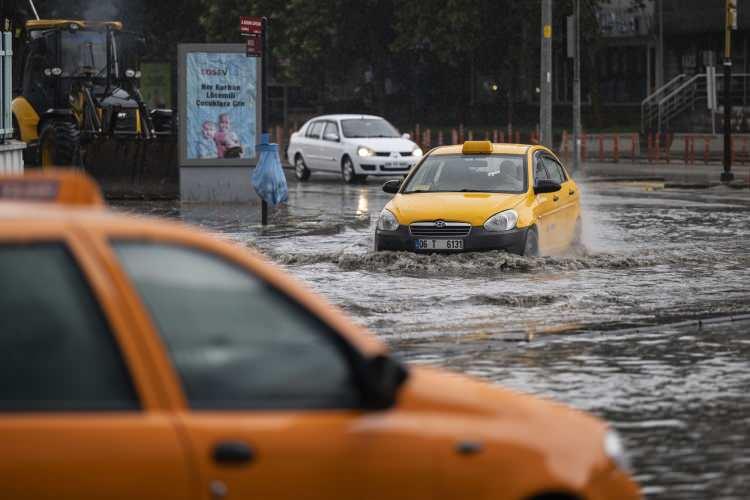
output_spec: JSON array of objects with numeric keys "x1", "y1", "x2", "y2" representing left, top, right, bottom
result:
[
  {"x1": 572, "y1": 0, "x2": 581, "y2": 173},
  {"x1": 261, "y1": 16, "x2": 269, "y2": 224},
  {"x1": 540, "y1": 0, "x2": 552, "y2": 148},
  {"x1": 722, "y1": 0, "x2": 736, "y2": 182},
  {"x1": 656, "y1": 0, "x2": 663, "y2": 89}
]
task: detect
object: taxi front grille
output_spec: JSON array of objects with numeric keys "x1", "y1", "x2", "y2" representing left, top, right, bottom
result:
[{"x1": 409, "y1": 222, "x2": 471, "y2": 238}]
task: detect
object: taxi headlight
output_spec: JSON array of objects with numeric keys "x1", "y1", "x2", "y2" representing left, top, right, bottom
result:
[
  {"x1": 483, "y1": 209, "x2": 518, "y2": 232},
  {"x1": 51, "y1": 67, "x2": 63, "y2": 76},
  {"x1": 358, "y1": 146, "x2": 375, "y2": 157},
  {"x1": 604, "y1": 429, "x2": 631, "y2": 472},
  {"x1": 377, "y1": 209, "x2": 399, "y2": 231},
  {"x1": 412, "y1": 147, "x2": 423, "y2": 158},
  {"x1": 125, "y1": 69, "x2": 136, "y2": 78}
]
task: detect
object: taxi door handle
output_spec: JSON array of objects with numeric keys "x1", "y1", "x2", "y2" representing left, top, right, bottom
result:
[
  {"x1": 552, "y1": 195, "x2": 559, "y2": 202},
  {"x1": 569, "y1": 189, "x2": 575, "y2": 195},
  {"x1": 213, "y1": 441, "x2": 255, "y2": 466}
]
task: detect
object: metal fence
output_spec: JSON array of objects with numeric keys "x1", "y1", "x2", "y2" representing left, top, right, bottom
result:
[{"x1": 0, "y1": 32, "x2": 12, "y2": 143}]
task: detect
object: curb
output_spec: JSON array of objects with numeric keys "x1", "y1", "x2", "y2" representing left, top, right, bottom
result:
[{"x1": 577, "y1": 176, "x2": 665, "y2": 183}]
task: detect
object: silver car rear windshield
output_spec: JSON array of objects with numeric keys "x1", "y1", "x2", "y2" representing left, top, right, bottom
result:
[
  {"x1": 341, "y1": 119, "x2": 399, "y2": 138},
  {"x1": 403, "y1": 154, "x2": 527, "y2": 194}
]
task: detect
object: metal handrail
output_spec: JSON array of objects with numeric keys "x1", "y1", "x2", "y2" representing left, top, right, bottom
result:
[
  {"x1": 641, "y1": 74, "x2": 686, "y2": 132},
  {"x1": 655, "y1": 74, "x2": 704, "y2": 132},
  {"x1": 644, "y1": 72, "x2": 750, "y2": 132},
  {"x1": 642, "y1": 74, "x2": 687, "y2": 106}
]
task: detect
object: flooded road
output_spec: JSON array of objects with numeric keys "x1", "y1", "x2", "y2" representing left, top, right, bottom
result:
[{"x1": 116, "y1": 177, "x2": 750, "y2": 499}]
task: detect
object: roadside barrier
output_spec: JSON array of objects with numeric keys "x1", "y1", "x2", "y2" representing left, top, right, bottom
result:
[
  {"x1": 559, "y1": 132, "x2": 638, "y2": 163},
  {"x1": 273, "y1": 124, "x2": 746, "y2": 164},
  {"x1": 642, "y1": 133, "x2": 750, "y2": 165}
]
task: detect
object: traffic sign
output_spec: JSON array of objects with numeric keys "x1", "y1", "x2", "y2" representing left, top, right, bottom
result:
[
  {"x1": 240, "y1": 16, "x2": 263, "y2": 35},
  {"x1": 246, "y1": 34, "x2": 262, "y2": 57}
]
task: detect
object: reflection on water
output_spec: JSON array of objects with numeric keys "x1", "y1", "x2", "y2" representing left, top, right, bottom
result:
[{"x1": 114, "y1": 180, "x2": 750, "y2": 500}]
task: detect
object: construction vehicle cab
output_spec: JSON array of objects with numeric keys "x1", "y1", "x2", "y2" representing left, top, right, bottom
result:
[{"x1": 12, "y1": 20, "x2": 172, "y2": 167}]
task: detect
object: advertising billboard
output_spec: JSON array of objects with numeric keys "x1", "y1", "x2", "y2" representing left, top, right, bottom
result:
[{"x1": 178, "y1": 44, "x2": 261, "y2": 167}]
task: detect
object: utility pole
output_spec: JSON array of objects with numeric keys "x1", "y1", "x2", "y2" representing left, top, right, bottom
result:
[
  {"x1": 260, "y1": 16, "x2": 269, "y2": 224},
  {"x1": 656, "y1": 0, "x2": 663, "y2": 89},
  {"x1": 572, "y1": 0, "x2": 581, "y2": 173},
  {"x1": 540, "y1": 0, "x2": 552, "y2": 148},
  {"x1": 722, "y1": 0, "x2": 737, "y2": 182}
]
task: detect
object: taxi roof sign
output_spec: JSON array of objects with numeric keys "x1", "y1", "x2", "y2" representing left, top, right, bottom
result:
[
  {"x1": 0, "y1": 170, "x2": 104, "y2": 207},
  {"x1": 462, "y1": 141, "x2": 493, "y2": 155}
]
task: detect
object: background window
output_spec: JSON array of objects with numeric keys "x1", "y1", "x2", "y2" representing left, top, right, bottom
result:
[
  {"x1": 114, "y1": 242, "x2": 359, "y2": 410},
  {"x1": 0, "y1": 244, "x2": 139, "y2": 411}
]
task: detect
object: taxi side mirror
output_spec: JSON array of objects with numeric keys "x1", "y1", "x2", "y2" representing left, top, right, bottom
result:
[
  {"x1": 534, "y1": 179, "x2": 561, "y2": 194},
  {"x1": 363, "y1": 354, "x2": 409, "y2": 410},
  {"x1": 382, "y1": 180, "x2": 401, "y2": 194}
]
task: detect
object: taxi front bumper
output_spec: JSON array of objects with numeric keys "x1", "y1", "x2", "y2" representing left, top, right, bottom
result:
[{"x1": 375, "y1": 226, "x2": 529, "y2": 255}]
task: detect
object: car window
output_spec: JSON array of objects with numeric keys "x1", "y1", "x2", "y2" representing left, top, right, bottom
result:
[
  {"x1": 402, "y1": 154, "x2": 526, "y2": 193},
  {"x1": 322, "y1": 121, "x2": 339, "y2": 141},
  {"x1": 533, "y1": 155, "x2": 551, "y2": 183},
  {"x1": 543, "y1": 156, "x2": 567, "y2": 184},
  {"x1": 0, "y1": 243, "x2": 139, "y2": 411},
  {"x1": 341, "y1": 118, "x2": 399, "y2": 138},
  {"x1": 113, "y1": 241, "x2": 360, "y2": 410},
  {"x1": 306, "y1": 121, "x2": 324, "y2": 139}
]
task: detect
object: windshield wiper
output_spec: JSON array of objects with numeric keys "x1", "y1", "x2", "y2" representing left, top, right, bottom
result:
[
  {"x1": 457, "y1": 189, "x2": 487, "y2": 192},
  {"x1": 403, "y1": 189, "x2": 431, "y2": 194}
]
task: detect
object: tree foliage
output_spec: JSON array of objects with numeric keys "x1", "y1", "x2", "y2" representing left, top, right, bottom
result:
[{"x1": 12, "y1": 0, "x2": 610, "y2": 124}]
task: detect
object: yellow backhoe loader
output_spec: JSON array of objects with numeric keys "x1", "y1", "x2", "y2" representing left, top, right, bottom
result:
[{"x1": 12, "y1": 19, "x2": 176, "y2": 194}]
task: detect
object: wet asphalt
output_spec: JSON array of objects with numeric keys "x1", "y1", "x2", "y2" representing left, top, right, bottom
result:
[{"x1": 115, "y1": 174, "x2": 750, "y2": 499}]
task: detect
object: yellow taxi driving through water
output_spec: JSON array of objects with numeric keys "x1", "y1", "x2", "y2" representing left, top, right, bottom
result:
[
  {"x1": 0, "y1": 172, "x2": 638, "y2": 500},
  {"x1": 375, "y1": 141, "x2": 581, "y2": 256}
]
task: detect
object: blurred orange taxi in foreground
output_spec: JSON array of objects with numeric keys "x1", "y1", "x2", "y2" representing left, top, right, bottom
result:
[{"x1": 0, "y1": 171, "x2": 640, "y2": 500}]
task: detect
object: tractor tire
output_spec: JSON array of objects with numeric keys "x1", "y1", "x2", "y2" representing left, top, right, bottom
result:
[{"x1": 39, "y1": 121, "x2": 81, "y2": 168}]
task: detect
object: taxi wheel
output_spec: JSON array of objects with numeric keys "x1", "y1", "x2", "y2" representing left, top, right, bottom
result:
[
  {"x1": 294, "y1": 154, "x2": 311, "y2": 181},
  {"x1": 523, "y1": 226, "x2": 539, "y2": 257},
  {"x1": 341, "y1": 156, "x2": 360, "y2": 184}
]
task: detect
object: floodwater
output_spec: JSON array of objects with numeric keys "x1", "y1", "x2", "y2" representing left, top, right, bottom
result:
[{"x1": 116, "y1": 176, "x2": 750, "y2": 499}]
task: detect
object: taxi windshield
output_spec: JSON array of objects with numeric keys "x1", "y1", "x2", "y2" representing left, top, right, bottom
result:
[
  {"x1": 341, "y1": 119, "x2": 399, "y2": 138},
  {"x1": 402, "y1": 154, "x2": 527, "y2": 194}
]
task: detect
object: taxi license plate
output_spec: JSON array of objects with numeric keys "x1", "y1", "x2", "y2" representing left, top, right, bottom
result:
[{"x1": 414, "y1": 239, "x2": 464, "y2": 250}]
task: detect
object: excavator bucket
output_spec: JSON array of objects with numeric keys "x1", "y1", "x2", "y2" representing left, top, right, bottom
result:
[{"x1": 83, "y1": 135, "x2": 179, "y2": 199}]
